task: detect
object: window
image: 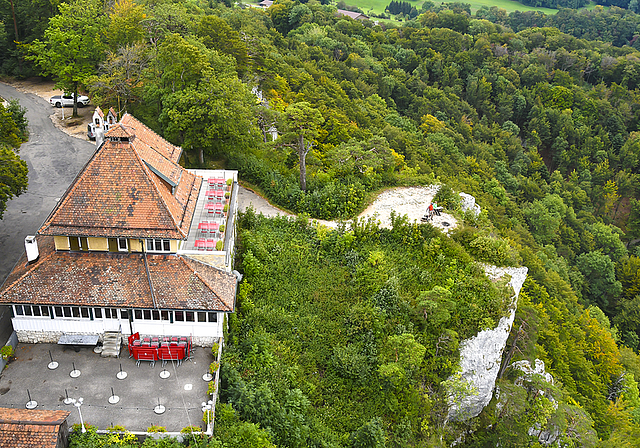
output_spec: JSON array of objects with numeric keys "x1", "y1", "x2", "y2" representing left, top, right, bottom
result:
[
  {"x1": 134, "y1": 310, "x2": 142, "y2": 320},
  {"x1": 175, "y1": 311, "x2": 184, "y2": 322},
  {"x1": 72, "y1": 307, "x2": 80, "y2": 318},
  {"x1": 198, "y1": 312, "x2": 206, "y2": 323},
  {"x1": 118, "y1": 238, "x2": 128, "y2": 252},
  {"x1": 161, "y1": 311, "x2": 171, "y2": 321},
  {"x1": 15, "y1": 305, "x2": 23, "y2": 316},
  {"x1": 33, "y1": 306, "x2": 41, "y2": 317},
  {"x1": 146, "y1": 238, "x2": 171, "y2": 253},
  {"x1": 68, "y1": 237, "x2": 88, "y2": 251},
  {"x1": 208, "y1": 312, "x2": 218, "y2": 323},
  {"x1": 143, "y1": 310, "x2": 151, "y2": 320},
  {"x1": 81, "y1": 308, "x2": 90, "y2": 319},
  {"x1": 120, "y1": 309, "x2": 129, "y2": 320},
  {"x1": 63, "y1": 307, "x2": 72, "y2": 318},
  {"x1": 186, "y1": 311, "x2": 195, "y2": 322},
  {"x1": 55, "y1": 306, "x2": 63, "y2": 317},
  {"x1": 24, "y1": 306, "x2": 32, "y2": 316},
  {"x1": 104, "y1": 308, "x2": 118, "y2": 319},
  {"x1": 41, "y1": 306, "x2": 50, "y2": 317},
  {"x1": 94, "y1": 308, "x2": 102, "y2": 318}
]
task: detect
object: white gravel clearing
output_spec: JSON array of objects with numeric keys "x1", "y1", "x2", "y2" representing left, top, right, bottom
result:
[{"x1": 355, "y1": 186, "x2": 458, "y2": 232}]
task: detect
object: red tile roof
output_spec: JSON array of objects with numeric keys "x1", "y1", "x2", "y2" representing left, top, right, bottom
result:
[
  {"x1": 38, "y1": 134, "x2": 201, "y2": 239},
  {"x1": 95, "y1": 107, "x2": 104, "y2": 119},
  {"x1": 120, "y1": 114, "x2": 182, "y2": 163},
  {"x1": 0, "y1": 237, "x2": 236, "y2": 311},
  {"x1": 0, "y1": 408, "x2": 69, "y2": 448}
]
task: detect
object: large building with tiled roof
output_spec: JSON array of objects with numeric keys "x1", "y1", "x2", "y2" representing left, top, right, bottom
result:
[
  {"x1": 0, "y1": 408, "x2": 70, "y2": 448},
  {"x1": 0, "y1": 113, "x2": 239, "y2": 346}
]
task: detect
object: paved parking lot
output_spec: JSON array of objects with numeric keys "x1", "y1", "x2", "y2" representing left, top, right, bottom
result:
[{"x1": 0, "y1": 343, "x2": 213, "y2": 432}]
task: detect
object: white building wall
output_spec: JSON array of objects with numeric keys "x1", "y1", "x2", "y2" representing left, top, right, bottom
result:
[{"x1": 12, "y1": 312, "x2": 225, "y2": 346}]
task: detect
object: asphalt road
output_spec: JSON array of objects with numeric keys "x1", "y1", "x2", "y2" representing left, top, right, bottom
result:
[{"x1": 0, "y1": 83, "x2": 95, "y2": 344}]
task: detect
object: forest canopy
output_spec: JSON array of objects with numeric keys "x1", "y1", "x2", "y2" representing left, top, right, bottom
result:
[{"x1": 4, "y1": 0, "x2": 640, "y2": 445}]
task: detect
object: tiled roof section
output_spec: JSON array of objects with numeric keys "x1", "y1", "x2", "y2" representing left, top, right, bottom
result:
[
  {"x1": 337, "y1": 9, "x2": 368, "y2": 19},
  {"x1": 0, "y1": 408, "x2": 69, "y2": 424},
  {"x1": 0, "y1": 237, "x2": 236, "y2": 311},
  {"x1": 0, "y1": 408, "x2": 69, "y2": 448},
  {"x1": 133, "y1": 134, "x2": 182, "y2": 186},
  {"x1": 120, "y1": 114, "x2": 182, "y2": 163},
  {"x1": 38, "y1": 139, "x2": 202, "y2": 239},
  {"x1": 38, "y1": 142, "x2": 192, "y2": 239},
  {"x1": 104, "y1": 123, "x2": 133, "y2": 139},
  {"x1": 95, "y1": 107, "x2": 104, "y2": 119}
]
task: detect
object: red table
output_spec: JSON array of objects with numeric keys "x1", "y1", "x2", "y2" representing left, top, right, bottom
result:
[
  {"x1": 198, "y1": 222, "x2": 219, "y2": 233},
  {"x1": 205, "y1": 239, "x2": 215, "y2": 250},
  {"x1": 195, "y1": 239, "x2": 206, "y2": 250},
  {"x1": 204, "y1": 203, "x2": 224, "y2": 214},
  {"x1": 208, "y1": 178, "x2": 225, "y2": 188},
  {"x1": 205, "y1": 189, "x2": 224, "y2": 200}
]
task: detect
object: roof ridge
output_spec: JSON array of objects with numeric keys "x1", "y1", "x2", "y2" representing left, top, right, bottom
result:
[
  {"x1": 179, "y1": 256, "x2": 232, "y2": 311},
  {"x1": 121, "y1": 113, "x2": 181, "y2": 159}
]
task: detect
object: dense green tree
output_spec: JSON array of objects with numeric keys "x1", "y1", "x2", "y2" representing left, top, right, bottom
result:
[
  {"x1": 26, "y1": 0, "x2": 107, "y2": 116},
  {"x1": 0, "y1": 101, "x2": 28, "y2": 219},
  {"x1": 282, "y1": 102, "x2": 324, "y2": 191}
]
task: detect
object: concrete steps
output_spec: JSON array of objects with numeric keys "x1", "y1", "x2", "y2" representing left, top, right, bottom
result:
[{"x1": 101, "y1": 331, "x2": 121, "y2": 357}]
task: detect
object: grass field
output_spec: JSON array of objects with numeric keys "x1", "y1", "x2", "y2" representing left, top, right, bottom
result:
[{"x1": 353, "y1": 0, "x2": 559, "y2": 15}]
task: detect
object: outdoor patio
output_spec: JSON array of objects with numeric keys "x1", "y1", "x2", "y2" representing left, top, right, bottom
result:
[{"x1": 0, "y1": 342, "x2": 214, "y2": 432}]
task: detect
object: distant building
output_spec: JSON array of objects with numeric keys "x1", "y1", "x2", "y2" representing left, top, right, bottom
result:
[
  {"x1": 336, "y1": 9, "x2": 369, "y2": 20},
  {"x1": 0, "y1": 408, "x2": 70, "y2": 448},
  {"x1": 0, "y1": 113, "x2": 239, "y2": 347},
  {"x1": 258, "y1": 0, "x2": 273, "y2": 8}
]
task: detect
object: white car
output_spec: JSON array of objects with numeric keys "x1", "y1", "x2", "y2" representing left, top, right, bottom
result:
[{"x1": 49, "y1": 93, "x2": 90, "y2": 108}]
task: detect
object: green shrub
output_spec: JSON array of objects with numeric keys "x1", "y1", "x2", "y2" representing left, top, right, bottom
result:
[
  {"x1": 219, "y1": 224, "x2": 225, "y2": 233},
  {"x1": 211, "y1": 342, "x2": 219, "y2": 358},
  {"x1": 180, "y1": 425, "x2": 201, "y2": 434},
  {"x1": 209, "y1": 361, "x2": 220, "y2": 374},
  {"x1": 226, "y1": 178, "x2": 233, "y2": 186},
  {"x1": 202, "y1": 409, "x2": 213, "y2": 424},
  {"x1": 223, "y1": 204, "x2": 229, "y2": 213},
  {"x1": 208, "y1": 379, "x2": 216, "y2": 394},
  {"x1": 216, "y1": 240, "x2": 223, "y2": 251},
  {"x1": 433, "y1": 184, "x2": 460, "y2": 210},
  {"x1": 0, "y1": 346, "x2": 14, "y2": 360},
  {"x1": 147, "y1": 425, "x2": 166, "y2": 433}
]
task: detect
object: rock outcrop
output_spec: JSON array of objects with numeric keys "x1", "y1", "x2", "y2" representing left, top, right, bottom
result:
[
  {"x1": 459, "y1": 192, "x2": 481, "y2": 217},
  {"x1": 447, "y1": 265, "x2": 528, "y2": 421}
]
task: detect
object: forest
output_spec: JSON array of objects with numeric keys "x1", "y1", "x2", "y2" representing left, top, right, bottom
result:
[{"x1": 4, "y1": 0, "x2": 640, "y2": 445}]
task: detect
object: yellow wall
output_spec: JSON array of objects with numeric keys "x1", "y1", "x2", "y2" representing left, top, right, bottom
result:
[
  {"x1": 130, "y1": 239, "x2": 143, "y2": 252},
  {"x1": 54, "y1": 236, "x2": 70, "y2": 250},
  {"x1": 88, "y1": 237, "x2": 108, "y2": 251},
  {"x1": 171, "y1": 240, "x2": 178, "y2": 253}
]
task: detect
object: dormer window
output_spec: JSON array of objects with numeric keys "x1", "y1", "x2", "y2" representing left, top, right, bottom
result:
[
  {"x1": 146, "y1": 238, "x2": 171, "y2": 253},
  {"x1": 117, "y1": 238, "x2": 128, "y2": 252}
]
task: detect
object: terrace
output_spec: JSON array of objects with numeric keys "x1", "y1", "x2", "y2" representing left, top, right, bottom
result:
[
  {"x1": 0, "y1": 342, "x2": 215, "y2": 433},
  {"x1": 179, "y1": 169, "x2": 238, "y2": 270}
]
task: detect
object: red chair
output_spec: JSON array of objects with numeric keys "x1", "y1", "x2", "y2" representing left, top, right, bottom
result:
[{"x1": 206, "y1": 239, "x2": 215, "y2": 251}]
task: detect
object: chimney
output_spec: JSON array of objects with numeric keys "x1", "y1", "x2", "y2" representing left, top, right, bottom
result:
[{"x1": 25, "y1": 236, "x2": 39, "y2": 262}]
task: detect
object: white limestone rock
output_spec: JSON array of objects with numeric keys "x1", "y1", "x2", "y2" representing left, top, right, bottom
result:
[
  {"x1": 447, "y1": 265, "x2": 528, "y2": 421},
  {"x1": 459, "y1": 192, "x2": 481, "y2": 217},
  {"x1": 512, "y1": 359, "x2": 554, "y2": 386}
]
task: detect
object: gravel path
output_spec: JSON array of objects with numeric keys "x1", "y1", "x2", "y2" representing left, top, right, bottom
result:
[{"x1": 238, "y1": 184, "x2": 458, "y2": 232}]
